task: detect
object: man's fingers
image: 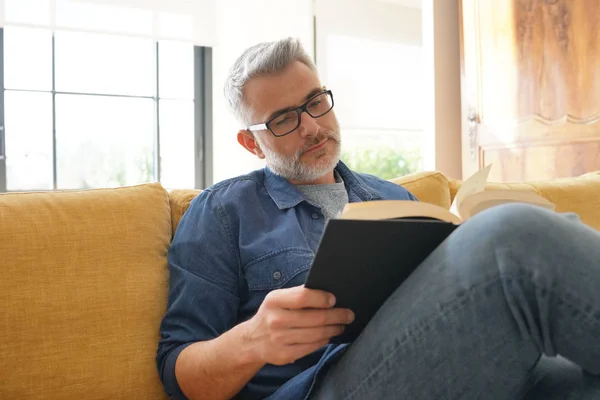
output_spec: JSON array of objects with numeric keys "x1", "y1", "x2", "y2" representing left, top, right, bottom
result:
[
  {"x1": 283, "y1": 308, "x2": 355, "y2": 329},
  {"x1": 265, "y1": 286, "x2": 336, "y2": 310},
  {"x1": 281, "y1": 325, "x2": 346, "y2": 345}
]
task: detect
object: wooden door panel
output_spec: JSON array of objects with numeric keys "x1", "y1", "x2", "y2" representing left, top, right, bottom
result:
[
  {"x1": 514, "y1": 0, "x2": 600, "y2": 121},
  {"x1": 460, "y1": 0, "x2": 600, "y2": 181},
  {"x1": 482, "y1": 139, "x2": 600, "y2": 182}
]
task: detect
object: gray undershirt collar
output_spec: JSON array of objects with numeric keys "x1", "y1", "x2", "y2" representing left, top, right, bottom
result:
[{"x1": 296, "y1": 171, "x2": 349, "y2": 220}]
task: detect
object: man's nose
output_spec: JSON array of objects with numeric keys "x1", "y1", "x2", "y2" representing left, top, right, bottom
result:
[{"x1": 297, "y1": 111, "x2": 320, "y2": 137}]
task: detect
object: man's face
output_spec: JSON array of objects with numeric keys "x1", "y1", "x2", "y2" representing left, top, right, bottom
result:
[{"x1": 240, "y1": 61, "x2": 342, "y2": 184}]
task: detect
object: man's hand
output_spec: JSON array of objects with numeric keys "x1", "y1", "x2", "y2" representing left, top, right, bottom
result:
[{"x1": 241, "y1": 286, "x2": 354, "y2": 366}]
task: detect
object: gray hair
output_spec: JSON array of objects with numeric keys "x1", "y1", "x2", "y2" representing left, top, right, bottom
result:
[{"x1": 224, "y1": 37, "x2": 317, "y2": 126}]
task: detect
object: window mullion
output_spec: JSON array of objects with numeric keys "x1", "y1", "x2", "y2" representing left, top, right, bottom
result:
[
  {"x1": 0, "y1": 28, "x2": 6, "y2": 193},
  {"x1": 194, "y1": 46, "x2": 212, "y2": 189},
  {"x1": 154, "y1": 41, "x2": 161, "y2": 183}
]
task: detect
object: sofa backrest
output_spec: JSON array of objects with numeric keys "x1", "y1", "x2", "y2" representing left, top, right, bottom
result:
[
  {"x1": 169, "y1": 170, "x2": 600, "y2": 233},
  {"x1": 390, "y1": 171, "x2": 451, "y2": 209},
  {"x1": 168, "y1": 171, "x2": 454, "y2": 234},
  {"x1": 0, "y1": 183, "x2": 171, "y2": 399},
  {"x1": 448, "y1": 171, "x2": 600, "y2": 230}
]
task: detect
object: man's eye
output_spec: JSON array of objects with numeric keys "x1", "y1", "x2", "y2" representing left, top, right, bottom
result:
[
  {"x1": 274, "y1": 117, "x2": 290, "y2": 126},
  {"x1": 308, "y1": 100, "x2": 322, "y2": 108}
]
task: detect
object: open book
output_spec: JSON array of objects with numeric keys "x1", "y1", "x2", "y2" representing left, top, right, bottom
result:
[
  {"x1": 305, "y1": 165, "x2": 556, "y2": 343},
  {"x1": 337, "y1": 165, "x2": 555, "y2": 224}
]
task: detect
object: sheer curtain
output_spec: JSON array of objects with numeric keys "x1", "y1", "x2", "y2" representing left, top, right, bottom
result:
[{"x1": 0, "y1": 0, "x2": 216, "y2": 45}]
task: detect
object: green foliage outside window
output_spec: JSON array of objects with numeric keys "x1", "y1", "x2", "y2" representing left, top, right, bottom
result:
[{"x1": 340, "y1": 146, "x2": 422, "y2": 180}]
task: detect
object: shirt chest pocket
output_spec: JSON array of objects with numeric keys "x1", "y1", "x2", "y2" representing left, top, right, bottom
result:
[{"x1": 244, "y1": 248, "x2": 315, "y2": 291}]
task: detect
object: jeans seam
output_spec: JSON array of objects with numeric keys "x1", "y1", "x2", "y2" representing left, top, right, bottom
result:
[
  {"x1": 518, "y1": 297, "x2": 600, "y2": 400},
  {"x1": 344, "y1": 272, "x2": 503, "y2": 400}
]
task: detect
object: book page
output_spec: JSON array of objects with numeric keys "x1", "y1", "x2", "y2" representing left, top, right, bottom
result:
[
  {"x1": 338, "y1": 200, "x2": 462, "y2": 225},
  {"x1": 449, "y1": 164, "x2": 492, "y2": 217}
]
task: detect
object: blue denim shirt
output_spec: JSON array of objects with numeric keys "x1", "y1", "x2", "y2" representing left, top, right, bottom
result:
[{"x1": 157, "y1": 161, "x2": 417, "y2": 400}]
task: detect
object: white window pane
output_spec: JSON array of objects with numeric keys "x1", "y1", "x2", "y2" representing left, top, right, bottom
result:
[
  {"x1": 5, "y1": 91, "x2": 53, "y2": 191},
  {"x1": 327, "y1": 34, "x2": 424, "y2": 130},
  {"x1": 325, "y1": 34, "x2": 425, "y2": 178},
  {"x1": 54, "y1": 31, "x2": 155, "y2": 96},
  {"x1": 4, "y1": 27, "x2": 52, "y2": 91},
  {"x1": 159, "y1": 41, "x2": 194, "y2": 100},
  {"x1": 159, "y1": 100, "x2": 194, "y2": 189},
  {"x1": 340, "y1": 129, "x2": 423, "y2": 179},
  {"x1": 55, "y1": 95, "x2": 155, "y2": 189}
]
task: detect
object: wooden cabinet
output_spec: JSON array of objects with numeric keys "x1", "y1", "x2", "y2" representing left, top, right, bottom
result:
[{"x1": 459, "y1": 0, "x2": 600, "y2": 181}]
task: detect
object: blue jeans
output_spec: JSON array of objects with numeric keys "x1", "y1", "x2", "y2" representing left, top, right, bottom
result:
[{"x1": 311, "y1": 203, "x2": 600, "y2": 399}]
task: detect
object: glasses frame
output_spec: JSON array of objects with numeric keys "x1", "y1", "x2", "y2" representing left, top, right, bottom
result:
[{"x1": 247, "y1": 90, "x2": 334, "y2": 137}]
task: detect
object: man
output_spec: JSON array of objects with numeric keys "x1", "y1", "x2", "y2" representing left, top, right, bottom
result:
[{"x1": 157, "y1": 38, "x2": 600, "y2": 400}]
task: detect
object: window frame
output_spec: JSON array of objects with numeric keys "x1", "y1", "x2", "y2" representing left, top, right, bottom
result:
[
  {"x1": 0, "y1": 29, "x2": 5, "y2": 193},
  {"x1": 0, "y1": 27, "x2": 212, "y2": 193}
]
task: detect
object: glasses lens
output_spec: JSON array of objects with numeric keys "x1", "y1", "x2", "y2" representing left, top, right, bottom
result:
[
  {"x1": 306, "y1": 92, "x2": 333, "y2": 118},
  {"x1": 268, "y1": 110, "x2": 299, "y2": 136}
]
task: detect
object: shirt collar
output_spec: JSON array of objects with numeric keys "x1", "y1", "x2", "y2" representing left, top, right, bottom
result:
[{"x1": 264, "y1": 160, "x2": 382, "y2": 210}]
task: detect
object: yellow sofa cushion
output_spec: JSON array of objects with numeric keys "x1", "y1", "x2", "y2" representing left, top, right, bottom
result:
[
  {"x1": 0, "y1": 183, "x2": 171, "y2": 400},
  {"x1": 169, "y1": 189, "x2": 201, "y2": 237},
  {"x1": 449, "y1": 171, "x2": 600, "y2": 231},
  {"x1": 390, "y1": 171, "x2": 451, "y2": 209}
]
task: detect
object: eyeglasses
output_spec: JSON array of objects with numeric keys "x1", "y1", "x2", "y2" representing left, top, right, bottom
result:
[{"x1": 247, "y1": 90, "x2": 334, "y2": 137}]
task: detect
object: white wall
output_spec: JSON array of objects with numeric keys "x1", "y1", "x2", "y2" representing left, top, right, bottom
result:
[{"x1": 211, "y1": 0, "x2": 314, "y2": 184}]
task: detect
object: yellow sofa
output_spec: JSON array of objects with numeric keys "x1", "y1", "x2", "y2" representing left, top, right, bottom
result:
[{"x1": 1, "y1": 170, "x2": 599, "y2": 399}]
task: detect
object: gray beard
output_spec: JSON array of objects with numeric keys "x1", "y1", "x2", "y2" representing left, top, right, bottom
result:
[{"x1": 260, "y1": 137, "x2": 341, "y2": 183}]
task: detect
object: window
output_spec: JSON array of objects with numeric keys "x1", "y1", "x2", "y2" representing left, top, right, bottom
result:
[
  {"x1": 328, "y1": 34, "x2": 425, "y2": 179},
  {"x1": 4, "y1": 90, "x2": 54, "y2": 190},
  {"x1": 0, "y1": 26, "x2": 210, "y2": 192},
  {"x1": 315, "y1": 0, "x2": 426, "y2": 180}
]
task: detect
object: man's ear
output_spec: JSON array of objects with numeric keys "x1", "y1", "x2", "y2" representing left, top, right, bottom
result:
[{"x1": 237, "y1": 130, "x2": 265, "y2": 159}]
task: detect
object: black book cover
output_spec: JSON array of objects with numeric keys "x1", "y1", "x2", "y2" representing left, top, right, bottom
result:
[{"x1": 304, "y1": 218, "x2": 458, "y2": 344}]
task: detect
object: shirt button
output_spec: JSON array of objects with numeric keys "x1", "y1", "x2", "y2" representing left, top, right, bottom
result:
[
  {"x1": 273, "y1": 271, "x2": 282, "y2": 280},
  {"x1": 311, "y1": 213, "x2": 320, "y2": 219}
]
